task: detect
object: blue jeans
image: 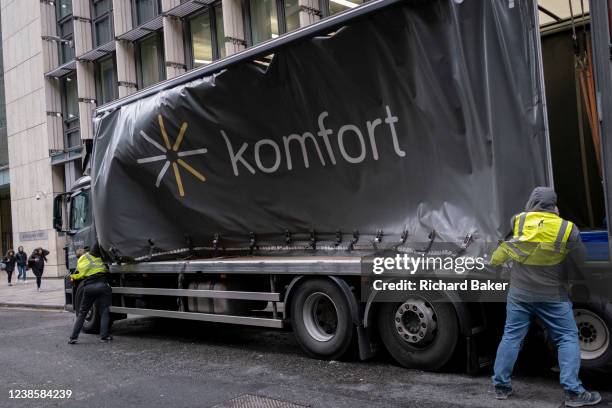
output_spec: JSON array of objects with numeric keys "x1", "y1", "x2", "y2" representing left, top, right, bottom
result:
[
  {"x1": 492, "y1": 289, "x2": 584, "y2": 393},
  {"x1": 17, "y1": 265, "x2": 26, "y2": 280}
]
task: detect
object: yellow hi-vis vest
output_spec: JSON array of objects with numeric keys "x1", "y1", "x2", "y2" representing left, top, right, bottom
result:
[
  {"x1": 491, "y1": 211, "x2": 574, "y2": 266},
  {"x1": 72, "y1": 253, "x2": 107, "y2": 281}
]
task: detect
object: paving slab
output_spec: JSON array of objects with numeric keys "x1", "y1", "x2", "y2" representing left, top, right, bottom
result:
[{"x1": 0, "y1": 276, "x2": 65, "y2": 309}]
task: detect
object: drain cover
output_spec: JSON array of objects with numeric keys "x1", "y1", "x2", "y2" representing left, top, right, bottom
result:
[{"x1": 212, "y1": 394, "x2": 308, "y2": 408}]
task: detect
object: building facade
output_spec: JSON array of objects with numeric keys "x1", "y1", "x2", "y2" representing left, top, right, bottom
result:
[
  {"x1": 0, "y1": 0, "x2": 365, "y2": 276},
  {"x1": 0, "y1": 7, "x2": 12, "y2": 255}
]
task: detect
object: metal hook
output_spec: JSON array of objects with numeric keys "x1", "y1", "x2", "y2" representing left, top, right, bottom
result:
[
  {"x1": 249, "y1": 232, "x2": 258, "y2": 254},
  {"x1": 374, "y1": 229, "x2": 383, "y2": 244},
  {"x1": 212, "y1": 233, "x2": 222, "y2": 255},
  {"x1": 147, "y1": 239, "x2": 155, "y2": 261},
  {"x1": 417, "y1": 230, "x2": 436, "y2": 253},
  {"x1": 400, "y1": 229, "x2": 408, "y2": 244},
  {"x1": 348, "y1": 230, "x2": 359, "y2": 251},
  {"x1": 334, "y1": 229, "x2": 342, "y2": 247},
  {"x1": 309, "y1": 229, "x2": 317, "y2": 250}
]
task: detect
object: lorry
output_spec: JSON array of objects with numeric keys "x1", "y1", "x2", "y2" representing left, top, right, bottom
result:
[{"x1": 53, "y1": 0, "x2": 612, "y2": 373}]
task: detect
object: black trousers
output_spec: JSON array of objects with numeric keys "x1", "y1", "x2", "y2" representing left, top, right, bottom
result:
[
  {"x1": 33, "y1": 270, "x2": 43, "y2": 288},
  {"x1": 70, "y1": 281, "x2": 112, "y2": 339},
  {"x1": 6, "y1": 270, "x2": 13, "y2": 283}
]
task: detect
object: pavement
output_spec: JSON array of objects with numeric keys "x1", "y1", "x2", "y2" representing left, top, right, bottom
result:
[
  {"x1": 0, "y1": 277, "x2": 65, "y2": 310},
  {"x1": 0, "y1": 308, "x2": 610, "y2": 408}
]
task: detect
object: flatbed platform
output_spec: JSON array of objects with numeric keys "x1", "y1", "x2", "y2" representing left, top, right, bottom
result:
[{"x1": 110, "y1": 256, "x2": 365, "y2": 275}]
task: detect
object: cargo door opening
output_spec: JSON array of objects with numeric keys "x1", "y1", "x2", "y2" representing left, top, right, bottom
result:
[{"x1": 539, "y1": 3, "x2": 606, "y2": 234}]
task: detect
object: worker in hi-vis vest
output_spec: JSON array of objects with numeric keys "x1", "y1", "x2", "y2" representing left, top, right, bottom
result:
[
  {"x1": 489, "y1": 187, "x2": 600, "y2": 407},
  {"x1": 68, "y1": 243, "x2": 113, "y2": 344}
]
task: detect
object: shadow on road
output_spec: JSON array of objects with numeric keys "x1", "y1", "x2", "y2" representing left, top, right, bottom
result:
[{"x1": 109, "y1": 315, "x2": 611, "y2": 392}]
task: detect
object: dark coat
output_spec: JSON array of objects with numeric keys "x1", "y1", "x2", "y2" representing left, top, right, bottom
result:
[
  {"x1": 15, "y1": 250, "x2": 27, "y2": 267},
  {"x1": 28, "y1": 249, "x2": 49, "y2": 277},
  {"x1": 3, "y1": 254, "x2": 16, "y2": 273}
]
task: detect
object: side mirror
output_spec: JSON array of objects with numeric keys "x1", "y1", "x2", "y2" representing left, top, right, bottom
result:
[{"x1": 53, "y1": 193, "x2": 69, "y2": 232}]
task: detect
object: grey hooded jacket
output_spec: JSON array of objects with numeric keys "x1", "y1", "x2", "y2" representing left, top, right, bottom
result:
[{"x1": 507, "y1": 187, "x2": 584, "y2": 300}]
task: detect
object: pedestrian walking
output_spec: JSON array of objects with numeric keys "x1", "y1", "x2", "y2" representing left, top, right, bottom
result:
[
  {"x1": 68, "y1": 243, "x2": 112, "y2": 343},
  {"x1": 16, "y1": 246, "x2": 28, "y2": 282},
  {"x1": 3, "y1": 249, "x2": 16, "y2": 286},
  {"x1": 28, "y1": 247, "x2": 49, "y2": 291},
  {"x1": 490, "y1": 187, "x2": 601, "y2": 407}
]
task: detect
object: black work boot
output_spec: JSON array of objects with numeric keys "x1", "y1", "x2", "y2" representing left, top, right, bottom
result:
[
  {"x1": 100, "y1": 336, "x2": 113, "y2": 342},
  {"x1": 68, "y1": 338, "x2": 78, "y2": 344},
  {"x1": 494, "y1": 386, "x2": 513, "y2": 400},
  {"x1": 565, "y1": 390, "x2": 602, "y2": 407}
]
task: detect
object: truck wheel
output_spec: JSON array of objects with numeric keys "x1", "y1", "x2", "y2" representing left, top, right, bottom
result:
[
  {"x1": 74, "y1": 284, "x2": 101, "y2": 334},
  {"x1": 574, "y1": 303, "x2": 612, "y2": 372},
  {"x1": 377, "y1": 295, "x2": 458, "y2": 371},
  {"x1": 290, "y1": 279, "x2": 354, "y2": 360}
]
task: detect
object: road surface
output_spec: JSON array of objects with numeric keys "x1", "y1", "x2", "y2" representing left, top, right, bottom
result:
[{"x1": 0, "y1": 308, "x2": 610, "y2": 408}]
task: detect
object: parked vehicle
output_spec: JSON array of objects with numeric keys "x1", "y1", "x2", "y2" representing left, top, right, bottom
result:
[{"x1": 54, "y1": 0, "x2": 612, "y2": 373}]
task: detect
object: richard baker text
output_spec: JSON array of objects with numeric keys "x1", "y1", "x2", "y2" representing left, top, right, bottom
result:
[{"x1": 372, "y1": 279, "x2": 508, "y2": 292}]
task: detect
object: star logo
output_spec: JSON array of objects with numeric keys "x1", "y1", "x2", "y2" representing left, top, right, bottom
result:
[{"x1": 137, "y1": 115, "x2": 208, "y2": 197}]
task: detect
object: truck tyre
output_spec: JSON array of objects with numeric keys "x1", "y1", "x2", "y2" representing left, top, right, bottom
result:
[
  {"x1": 290, "y1": 279, "x2": 354, "y2": 360},
  {"x1": 574, "y1": 302, "x2": 612, "y2": 372},
  {"x1": 377, "y1": 295, "x2": 458, "y2": 371},
  {"x1": 74, "y1": 284, "x2": 101, "y2": 334}
]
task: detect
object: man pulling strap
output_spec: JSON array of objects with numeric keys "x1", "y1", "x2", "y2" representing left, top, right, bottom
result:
[
  {"x1": 490, "y1": 187, "x2": 600, "y2": 407},
  {"x1": 68, "y1": 243, "x2": 113, "y2": 344}
]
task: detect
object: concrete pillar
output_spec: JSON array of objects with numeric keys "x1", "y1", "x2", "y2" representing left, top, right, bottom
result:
[
  {"x1": 40, "y1": 1, "x2": 59, "y2": 72},
  {"x1": 299, "y1": 0, "x2": 321, "y2": 27},
  {"x1": 116, "y1": 40, "x2": 137, "y2": 98},
  {"x1": 72, "y1": 0, "x2": 92, "y2": 57},
  {"x1": 76, "y1": 61, "x2": 96, "y2": 140},
  {"x1": 112, "y1": 0, "x2": 133, "y2": 36},
  {"x1": 222, "y1": 0, "x2": 246, "y2": 56},
  {"x1": 44, "y1": 78, "x2": 64, "y2": 150},
  {"x1": 113, "y1": 0, "x2": 137, "y2": 97},
  {"x1": 161, "y1": 0, "x2": 180, "y2": 11},
  {"x1": 163, "y1": 16, "x2": 185, "y2": 79}
]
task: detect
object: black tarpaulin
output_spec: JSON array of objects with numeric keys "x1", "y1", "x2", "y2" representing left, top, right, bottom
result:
[{"x1": 92, "y1": 0, "x2": 549, "y2": 261}]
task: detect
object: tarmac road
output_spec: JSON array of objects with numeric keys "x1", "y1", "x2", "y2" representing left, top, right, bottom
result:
[{"x1": 0, "y1": 308, "x2": 610, "y2": 408}]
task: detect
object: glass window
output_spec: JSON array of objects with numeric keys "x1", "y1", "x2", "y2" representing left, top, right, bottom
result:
[
  {"x1": 60, "y1": 25, "x2": 75, "y2": 63},
  {"x1": 65, "y1": 124, "x2": 80, "y2": 148},
  {"x1": 133, "y1": 0, "x2": 160, "y2": 26},
  {"x1": 215, "y1": 4, "x2": 226, "y2": 59},
  {"x1": 93, "y1": 0, "x2": 111, "y2": 15},
  {"x1": 62, "y1": 73, "x2": 80, "y2": 148},
  {"x1": 284, "y1": 0, "x2": 300, "y2": 32},
  {"x1": 249, "y1": 0, "x2": 279, "y2": 45},
  {"x1": 58, "y1": 0, "x2": 72, "y2": 19},
  {"x1": 95, "y1": 56, "x2": 117, "y2": 105},
  {"x1": 95, "y1": 18, "x2": 112, "y2": 45},
  {"x1": 63, "y1": 75, "x2": 78, "y2": 121},
  {"x1": 190, "y1": 11, "x2": 214, "y2": 67},
  {"x1": 137, "y1": 34, "x2": 164, "y2": 89},
  {"x1": 57, "y1": 0, "x2": 74, "y2": 64},
  {"x1": 327, "y1": 0, "x2": 364, "y2": 15},
  {"x1": 187, "y1": 5, "x2": 225, "y2": 68},
  {"x1": 70, "y1": 191, "x2": 91, "y2": 230},
  {"x1": 92, "y1": 0, "x2": 113, "y2": 47}
]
